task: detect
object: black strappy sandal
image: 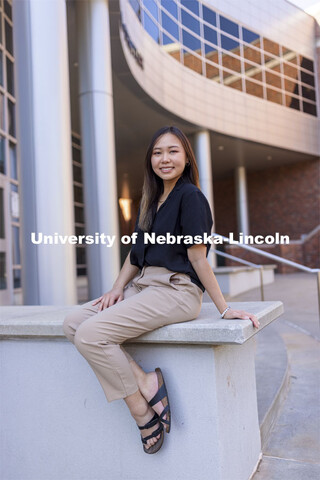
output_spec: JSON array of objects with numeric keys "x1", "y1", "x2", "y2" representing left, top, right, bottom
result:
[
  {"x1": 137, "y1": 412, "x2": 164, "y2": 454},
  {"x1": 148, "y1": 368, "x2": 171, "y2": 433}
]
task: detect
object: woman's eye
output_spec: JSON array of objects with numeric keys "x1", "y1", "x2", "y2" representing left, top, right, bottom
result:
[{"x1": 170, "y1": 150, "x2": 177, "y2": 154}]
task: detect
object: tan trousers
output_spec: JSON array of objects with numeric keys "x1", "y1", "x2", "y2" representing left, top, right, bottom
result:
[{"x1": 63, "y1": 266, "x2": 202, "y2": 402}]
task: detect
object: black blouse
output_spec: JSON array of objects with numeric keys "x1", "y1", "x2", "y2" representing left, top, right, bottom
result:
[{"x1": 130, "y1": 176, "x2": 213, "y2": 292}]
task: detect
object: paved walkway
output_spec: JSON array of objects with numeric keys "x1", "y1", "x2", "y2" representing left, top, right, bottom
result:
[{"x1": 231, "y1": 273, "x2": 320, "y2": 480}]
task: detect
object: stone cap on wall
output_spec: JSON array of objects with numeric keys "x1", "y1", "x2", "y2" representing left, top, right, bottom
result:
[{"x1": 0, "y1": 301, "x2": 283, "y2": 345}]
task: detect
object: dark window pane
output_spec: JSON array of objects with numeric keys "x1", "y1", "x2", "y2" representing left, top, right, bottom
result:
[
  {"x1": 302, "y1": 86, "x2": 316, "y2": 102},
  {"x1": 5, "y1": 20, "x2": 13, "y2": 55},
  {"x1": 75, "y1": 206, "x2": 84, "y2": 223},
  {"x1": 221, "y1": 34, "x2": 239, "y2": 52},
  {"x1": 286, "y1": 95, "x2": 300, "y2": 111},
  {"x1": 181, "y1": 0, "x2": 199, "y2": 16},
  {"x1": 0, "y1": 50, "x2": 3, "y2": 87},
  {"x1": 76, "y1": 246, "x2": 86, "y2": 264},
  {"x1": 204, "y1": 43, "x2": 218, "y2": 58},
  {"x1": 300, "y1": 70, "x2": 315, "y2": 87},
  {"x1": 6, "y1": 56, "x2": 14, "y2": 96},
  {"x1": 129, "y1": 0, "x2": 141, "y2": 20},
  {"x1": 303, "y1": 101, "x2": 317, "y2": 116},
  {"x1": 72, "y1": 135, "x2": 81, "y2": 146},
  {"x1": 73, "y1": 164, "x2": 83, "y2": 183},
  {"x1": 75, "y1": 226, "x2": 85, "y2": 236},
  {"x1": 73, "y1": 184, "x2": 84, "y2": 203},
  {"x1": 0, "y1": 252, "x2": 6, "y2": 289},
  {"x1": 72, "y1": 145, "x2": 81, "y2": 163},
  {"x1": 160, "y1": 0, "x2": 178, "y2": 18},
  {"x1": 4, "y1": 0, "x2": 12, "y2": 19},
  {"x1": 143, "y1": 11, "x2": 159, "y2": 43},
  {"x1": 12, "y1": 225, "x2": 20, "y2": 265},
  {"x1": 143, "y1": 0, "x2": 158, "y2": 21},
  {"x1": 300, "y1": 56, "x2": 314, "y2": 72},
  {"x1": 9, "y1": 142, "x2": 17, "y2": 180},
  {"x1": 161, "y1": 10, "x2": 179, "y2": 40},
  {"x1": 181, "y1": 8, "x2": 200, "y2": 35},
  {"x1": 182, "y1": 29, "x2": 201, "y2": 51},
  {"x1": 13, "y1": 269, "x2": 21, "y2": 288},
  {"x1": 242, "y1": 27, "x2": 260, "y2": 47},
  {"x1": 284, "y1": 78, "x2": 299, "y2": 96},
  {"x1": 204, "y1": 25, "x2": 217, "y2": 45},
  {"x1": 202, "y1": 6, "x2": 216, "y2": 26},
  {"x1": 77, "y1": 267, "x2": 87, "y2": 276},
  {"x1": 219, "y1": 15, "x2": 239, "y2": 38},
  {"x1": 0, "y1": 188, "x2": 5, "y2": 238},
  {"x1": 8, "y1": 99, "x2": 15, "y2": 137},
  {"x1": 0, "y1": 136, "x2": 5, "y2": 174},
  {"x1": 0, "y1": 13, "x2": 2, "y2": 46}
]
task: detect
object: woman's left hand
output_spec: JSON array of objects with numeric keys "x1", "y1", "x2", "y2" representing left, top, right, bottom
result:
[{"x1": 223, "y1": 308, "x2": 260, "y2": 328}]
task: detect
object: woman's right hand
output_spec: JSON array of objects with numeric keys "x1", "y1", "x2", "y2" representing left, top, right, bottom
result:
[{"x1": 92, "y1": 287, "x2": 124, "y2": 312}]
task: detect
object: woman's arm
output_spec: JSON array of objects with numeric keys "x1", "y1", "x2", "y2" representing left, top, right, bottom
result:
[
  {"x1": 92, "y1": 250, "x2": 139, "y2": 311},
  {"x1": 187, "y1": 244, "x2": 260, "y2": 328}
]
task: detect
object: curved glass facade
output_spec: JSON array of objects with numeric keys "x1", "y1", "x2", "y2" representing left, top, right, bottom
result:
[{"x1": 128, "y1": 0, "x2": 317, "y2": 116}]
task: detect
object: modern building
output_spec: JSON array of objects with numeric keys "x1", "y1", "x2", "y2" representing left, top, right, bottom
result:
[{"x1": 0, "y1": 0, "x2": 319, "y2": 305}]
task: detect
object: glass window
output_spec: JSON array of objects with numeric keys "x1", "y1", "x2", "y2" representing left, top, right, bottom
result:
[
  {"x1": 205, "y1": 62, "x2": 220, "y2": 81},
  {"x1": 5, "y1": 20, "x2": 13, "y2": 55},
  {"x1": 13, "y1": 269, "x2": 21, "y2": 288},
  {"x1": 75, "y1": 226, "x2": 85, "y2": 236},
  {"x1": 219, "y1": 15, "x2": 239, "y2": 38},
  {"x1": 0, "y1": 50, "x2": 3, "y2": 87},
  {"x1": 221, "y1": 34, "x2": 239, "y2": 53},
  {"x1": 73, "y1": 164, "x2": 82, "y2": 183},
  {"x1": 303, "y1": 101, "x2": 317, "y2": 116},
  {"x1": 0, "y1": 252, "x2": 6, "y2": 290},
  {"x1": 72, "y1": 145, "x2": 81, "y2": 163},
  {"x1": 76, "y1": 246, "x2": 86, "y2": 265},
  {"x1": 143, "y1": 10, "x2": 159, "y2": 43},
  {"x1": 6, "y1": 56, "x2": 14, "y2": 96},
  {"x1": 161, "y1": 10, "x2": 179, "y2": 40},
  {"x1": 181, "y1": 8, "x2": 200, "y2": 35},
  {"x1": 0, "y1": 12, "x2": 2, "y2": 46},
  {"x1": 75, "y1": 205, "x2": 84, "y2": 223},
  {"x1": 0, "y1": 188, "x2": 4, "y2": 238},
  {"x1": 4, "y1": 0, "x2": 12, "y2": 20},
  {"x1": 221, "y1": 53, "x2": 241, "y2": 73},
  {"x1": 204, "y1": 43, "x2": 218, "y2": 62},
  {"x1": 161, "y1": 0, "x2": 178, "y2": 18},
  {"x1": 9, "y1": 142, "x2": 17, "y2": 179},
  {"x1": 266, "y1": 88, "x2": 282, "y2": 105},
  {"x1": 129, "y1": 0, "x2": 141, "y2": 20},
  {"x1": 283, "y1": 62, "x2": 298, "y2": 80},
  {"x1": 300, "y1": 56, "x2": 314, "y2": 73},
  {"x1": 182, "y1": 29, "x2": 201, "y2": 52},
  {"x1": 286, "y1": 95, "x2": 300, "y2": 111},
  {"x1": 182, "y1": 49, "x2": 203, "y2": 74},
  {"x1": 8, "y1": 99, "x2": 15, "y2": 137},
  {"x1": 245, "y1": 80, "x2": 264, "y2": 98},
  {"x1": 0, "y1": 135, "x2": 5, "y2": 174},
  {"x1": 302, "y1": 86, "x2": 316, "y2": 102},
  {"x1": 73, "y1": 184, "x2": 83, "y2": 203},
  {"x1": 243, "y1": 45, "x2": 262, "y2": 64},
  {"x1": 244, "y1": 64, "x2": 262, "y2": 82},
  {"x1": 181, "y1": 0, "x2": 199, "y2": 15},
  {"x1": 162, "y1": 34, "x2": 181, "y2": 61},
  {"x1": 242, "y1": 27, "x2": 260, "y2": 47},
  {"x1": 72, "y1": 135, "x2": 81, "y2": 146},
  {"x1": 0, "y1": 93, "x2": 5, "y2": 131},
  {"x1": 143, "y1": 0, "x2": 158, "y2": 21},
  {"x1": 300, "y1": 70, "x2": 315, "y2": 87},
  {"x1": 12, "y1": 225, "x2": 20, "y2": 265},
  {"x1": 284, "y1": 78, "x2": 299, "y2": 96},
  {"x1": 263, "y1": 38, "x2": 280, "y2": 57},
  {"x1": 223, "y1": 71, "x2": 242, "y2": 91},
  {"x1": 202, "y1": 6, "x2": 216, "y2": 26},
  {"x1": 204, "y1": 25, "x2": 217, "y2": 46},
  {"x1": 265, "y1": 70, "x2": 281, "y2": 89}
]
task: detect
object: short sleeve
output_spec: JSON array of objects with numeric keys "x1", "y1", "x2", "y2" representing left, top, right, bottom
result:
[{"x1": 180, "y1": 190, "x2": 213, "y2": 247}]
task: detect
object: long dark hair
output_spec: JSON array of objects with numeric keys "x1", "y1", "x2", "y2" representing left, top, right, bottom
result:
[{"x1": 138, "y1": 126, "x2": 200, "y2": 231}]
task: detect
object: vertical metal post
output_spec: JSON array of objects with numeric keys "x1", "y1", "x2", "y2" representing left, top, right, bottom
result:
[{"x1": 259, "y1": 267, "x2": 264, "y2": 301}]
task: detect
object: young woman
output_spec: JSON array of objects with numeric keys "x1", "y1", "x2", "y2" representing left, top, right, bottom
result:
[{"x1": 63, "y1": 126, "x2": 259, "y2": 455}]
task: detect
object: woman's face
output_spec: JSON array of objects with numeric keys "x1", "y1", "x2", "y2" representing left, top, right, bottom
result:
[{"x1": 151, "y1": 133, "x2": 187, "y2": 185}]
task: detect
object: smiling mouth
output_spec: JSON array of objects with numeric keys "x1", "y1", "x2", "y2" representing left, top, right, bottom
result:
[{"x1": 160, "y1": 167, "x2": 174, "y2": 172}]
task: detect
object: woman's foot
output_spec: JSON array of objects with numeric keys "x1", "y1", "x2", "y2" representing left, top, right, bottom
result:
[
  {"x1": 124, "y1": 390, "x2": 162, "y2": 450},
  {"x1": 139, "y1": 371, "x2": 167, "y2": 423}
]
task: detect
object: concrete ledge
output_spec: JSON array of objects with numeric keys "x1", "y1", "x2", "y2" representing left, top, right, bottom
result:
[{"x1": 0, "y1": 301, "x2": 283, "y2": 344}]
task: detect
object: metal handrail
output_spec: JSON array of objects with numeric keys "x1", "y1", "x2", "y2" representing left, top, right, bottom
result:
[
  {"x1": 214, "y1": 249, "x2": 265, "y2": 300},
  {"x1": 211, "y1": 233, "x2": 320, "y2": 321}
]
